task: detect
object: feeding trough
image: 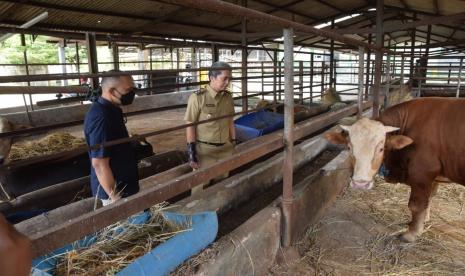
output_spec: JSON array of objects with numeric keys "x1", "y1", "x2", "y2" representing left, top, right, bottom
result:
[{"x1": 30, "y1": 209, "x2": 217, "y2": 276}]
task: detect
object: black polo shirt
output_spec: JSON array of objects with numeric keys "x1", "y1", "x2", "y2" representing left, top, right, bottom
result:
[{"x1": 84, "y1": 97, "x2": 139, "y2": 199}]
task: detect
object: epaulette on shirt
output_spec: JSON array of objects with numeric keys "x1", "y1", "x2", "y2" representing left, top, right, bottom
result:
[{"x1": 194, "y1": 89, "x2": 206, "y2": 95}]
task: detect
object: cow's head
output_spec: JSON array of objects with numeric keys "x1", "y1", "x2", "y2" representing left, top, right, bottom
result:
[{"x1": 325, "y1": 117, "x2": 413, "y2": 189}]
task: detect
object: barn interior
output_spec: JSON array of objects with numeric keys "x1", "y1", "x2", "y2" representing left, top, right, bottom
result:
[{"x1": 0, "y1": 0, "x2": 464, "y2": 275}]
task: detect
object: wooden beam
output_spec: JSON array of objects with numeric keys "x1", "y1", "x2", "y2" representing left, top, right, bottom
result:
[
  {"x1": 295, "y1": 10, "x2": 399, "y2": 45},
  {"x1": 252, "y1": 0, "x2": 320, "y2": 21},
  {"x1": 335, "y1": 12, "x2": 465, "y2": 34},
  {"x1": 314, "y1": 0, "x2": 344, "y2": 13},
  {"x1": 217, "y1": 0, "x2": 309, "y2": 32}
]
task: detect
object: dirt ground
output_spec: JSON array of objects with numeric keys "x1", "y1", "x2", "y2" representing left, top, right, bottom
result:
[{"x1": 270, "y1": 179, "x2": 465, "y2": 275}]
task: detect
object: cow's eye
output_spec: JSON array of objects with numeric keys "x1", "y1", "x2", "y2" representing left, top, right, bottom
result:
[{"x1": 379, "y1": 147, "x2": 384, "y2": 153}]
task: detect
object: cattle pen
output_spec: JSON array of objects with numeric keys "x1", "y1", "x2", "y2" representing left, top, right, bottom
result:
[{"x1": 0, "y1": 0, "x2": 464, "y2": 275}]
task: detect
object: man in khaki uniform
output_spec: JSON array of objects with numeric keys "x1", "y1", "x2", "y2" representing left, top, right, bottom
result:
[{"x1": 184, "y1": 61, "x2": 237, "y2": 194}]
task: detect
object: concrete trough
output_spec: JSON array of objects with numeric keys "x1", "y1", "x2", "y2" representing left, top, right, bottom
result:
[{"x1": 175, "y1": 144, "x2": 350, "y2": 275}]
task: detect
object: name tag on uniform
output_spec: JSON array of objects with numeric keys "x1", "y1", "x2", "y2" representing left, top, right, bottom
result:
[{"x1": 206, "y1": 103, "x2": 216, "y2": 107}]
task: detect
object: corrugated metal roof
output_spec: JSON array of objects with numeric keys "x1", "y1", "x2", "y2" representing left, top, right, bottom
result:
[{"x1": 0, "y1": 0, "x2": 463, "y2": 51}]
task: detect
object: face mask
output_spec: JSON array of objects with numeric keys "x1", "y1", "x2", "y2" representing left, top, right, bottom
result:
[{"x1": 115, "y1": 89, "x2": 136, "y2": 105}]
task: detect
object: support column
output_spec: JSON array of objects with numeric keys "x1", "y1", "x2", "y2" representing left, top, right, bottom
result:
[
  {"x1": 456, "y1": 58, "x2": 463, "y2": 98},
  {"x1": 112, "y1": 43, "x2": 119, "y2": 70},
  {"x1": 385, "y1": 38, "x2": 391, "y2": 107},
  {"x1": 241, "y1": 3, "x2": 248, "y2": 112},
  {"x1": 21, "y1": 34, "x2": 33, "y2": 123},
  {"x1": 139, "y1": 45, "x2": 147, "y2": 71},
  {"x1": 372, "y1": 0, "x2": 384, "y2": 118},
  {"x1": 358, "y1": 46, "x2": 365, "y2": 118},
  {"x1": 409, "y1": 14, "x2": 416, "y2": 82},
  {"x1": 273, "y1": 50, "x2": 278, "y2": 103},
  {"x1": 75, "y1": 42, "x2": 80, "y2": 76},
  {"x1": 58, "y1": 40, "x2": 68, "y2": 86},
  {"x1": 400, "y1": 54, "x2": 405, "y2": 92},
  {"x1": 261, "y1": 61, "x2": 265, "y2": 100},
  {"x1": 282, "y1": 27, "x2": 294, "y2": 247},
  {"x1": 365, "y1": 32, "x2": 372, "y2": 99},
  {"x1": 299, "y1": 60, "x2": 304, "y2": 104},
  {"x1": 191, "y1": 47, "x2": 198, "y2": 84},
  {"x1": 310, "y1": 53, "x2": 314, "y2": 103},
  {"x1": 86, "y1": 32, "x2": 99, "y2": 89},
  {"x1": 329, "y1": 20, "x2": 335, "y2": 87},
  {"x1": 212, "y1": 44, "x2": 219, "y2": 62},
  {"x1": 176, "y1": 48, "x2": 180, "y2": 70}
]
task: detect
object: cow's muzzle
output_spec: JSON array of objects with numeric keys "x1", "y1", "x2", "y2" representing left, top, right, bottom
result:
[{"x1": 350, "y1": 179, "x2": 374, "y2": 190}]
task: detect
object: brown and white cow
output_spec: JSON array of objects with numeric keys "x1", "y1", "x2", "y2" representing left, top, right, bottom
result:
[{"x1": 326, "y1": 97, "x2": 465, "y2": 242}]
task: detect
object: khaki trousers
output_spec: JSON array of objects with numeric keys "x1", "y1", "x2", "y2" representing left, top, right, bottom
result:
[{"x1": 191, "y1": 141, "x2": 235, "y2": 195}]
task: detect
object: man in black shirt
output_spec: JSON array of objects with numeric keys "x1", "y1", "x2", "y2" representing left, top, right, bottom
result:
[{"x1": 84, "y1": 70, "x2": 139, "y2": 205}]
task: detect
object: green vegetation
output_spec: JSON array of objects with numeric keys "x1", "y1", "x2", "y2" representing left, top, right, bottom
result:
[{"x1": 0, "y1": 34, "x2": 87, "y2": 64}]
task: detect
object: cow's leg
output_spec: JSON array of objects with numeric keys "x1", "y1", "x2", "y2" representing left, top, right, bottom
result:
[
  {"x1": 401, "y1": 181, "x2": 437, "y2": 243},
  {"x1": 425, "y1": 181, "x2": 439, "y2": 222}
]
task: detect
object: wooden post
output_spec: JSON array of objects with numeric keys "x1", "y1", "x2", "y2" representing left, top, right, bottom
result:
[
  {"x1": 241, "y1": 5, "x2": 248, "y2": 112},
  {"x1": 279, "y1": 60, "x2": 282, "y2": 101},
  {"x1": 75, "y1": 42, "x2": 80, "y2": 76},
  {"x1": 273, "y1": 50, "x2": 278, "y2": 103},
  {"x1": 282, "y1": 27, "x2": 294, "y2": 247},
  {"x1": 409, "y1": 14, "x2": 416, "y2": 81},
  {"x1": 20, "y1": 34, "x2": 33, "y2": 123},
  {"x1": 299, "y1": 60, "x2": 304, "y2": 104},
  {"x1": 400, "y1": 54, "x2": 405, "y2": 92},
  {"x1": 85, "y1": 32, "x2": 99, "y2": 89},
  {"x1": 358, "y1": 46, "x2": 365, "y2": 118},
  {"x1": 112, "y1": 43, "x2": 119, "y2": 70},
  {"x1": 448, "y1": 62, "x2": 452, "y2": 84},
  {"x1": 310, "y1": 53, "x2": 314, "y2": 104},
  {"x1": 176, "y1": 48, "x2": 180, "y2": 70},
  {"x1": 372, "y1": 0, "x2": 384, "y2": 118},
  {"x1": 329, "y1": 20, "x2": 335, "y2": 87},
  {"x1": 365, "y1": 32, "x2": 372, "y2": 99},
  {"x1": 456, "y1": 58, "x2": 463, "y2": 98},
  {"x1": 261, "y1": 61, "x2": 265, "y2": 100},
  {"x1": 321, "y1": 61, "x2": 325, "y2": 97}
]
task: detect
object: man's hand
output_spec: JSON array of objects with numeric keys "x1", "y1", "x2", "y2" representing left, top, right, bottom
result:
[{"x1": 187, "y1": 142, "x2": 200, "y2": 169}]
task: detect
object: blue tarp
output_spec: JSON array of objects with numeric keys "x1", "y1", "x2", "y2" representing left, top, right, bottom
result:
[{"x1": 32, "y1": 211, "x2": 217, "y2": 276}]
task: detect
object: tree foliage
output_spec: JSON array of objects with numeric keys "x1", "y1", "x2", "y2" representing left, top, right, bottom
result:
[{"x1": 0, "y1": 34, "x2": 87, "y2": 64}]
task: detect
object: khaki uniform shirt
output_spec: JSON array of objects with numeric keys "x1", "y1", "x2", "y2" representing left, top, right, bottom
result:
[{"x1": 184, "y1": 85, "x2": 235, "y2": 144}]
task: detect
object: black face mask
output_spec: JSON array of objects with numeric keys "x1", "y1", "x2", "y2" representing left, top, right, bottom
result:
[{"x1": 115, "y1": 90, "x2": 136, "y2": 106}]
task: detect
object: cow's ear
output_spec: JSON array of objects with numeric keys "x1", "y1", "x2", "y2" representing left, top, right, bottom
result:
[
  {"x1": 384, "y1": 125, "x2": 399, "y2": 133},
  {"x1": 325, "y1": 131, "x2": 348, "y2": 145},
  {"x1": 386, "y1": 135, "x2": 413, "y2": 150}
]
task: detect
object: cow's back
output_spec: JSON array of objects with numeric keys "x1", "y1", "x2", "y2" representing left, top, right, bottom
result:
[{"x1": 379, "y1": 97, "x2": 465, "y2": 185}]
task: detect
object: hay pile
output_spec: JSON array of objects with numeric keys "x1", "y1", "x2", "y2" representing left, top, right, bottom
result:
[
  {"x1": 9, "y1": 132, "x2": 86, "y2": 160},
  {"x1": 322, "y1": 87, "x2": 341, "y2": 105},
  {"x1": 53, "y1": 204, "x2": 188, "y2": 276},
  {"x1": 279, "y1": 177, "x2": 465, "y2": 275}
]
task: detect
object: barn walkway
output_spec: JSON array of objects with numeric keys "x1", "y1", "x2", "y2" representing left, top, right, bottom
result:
[{"x1": 271, "y1": 180, "x2": 465, "y2": 275}]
